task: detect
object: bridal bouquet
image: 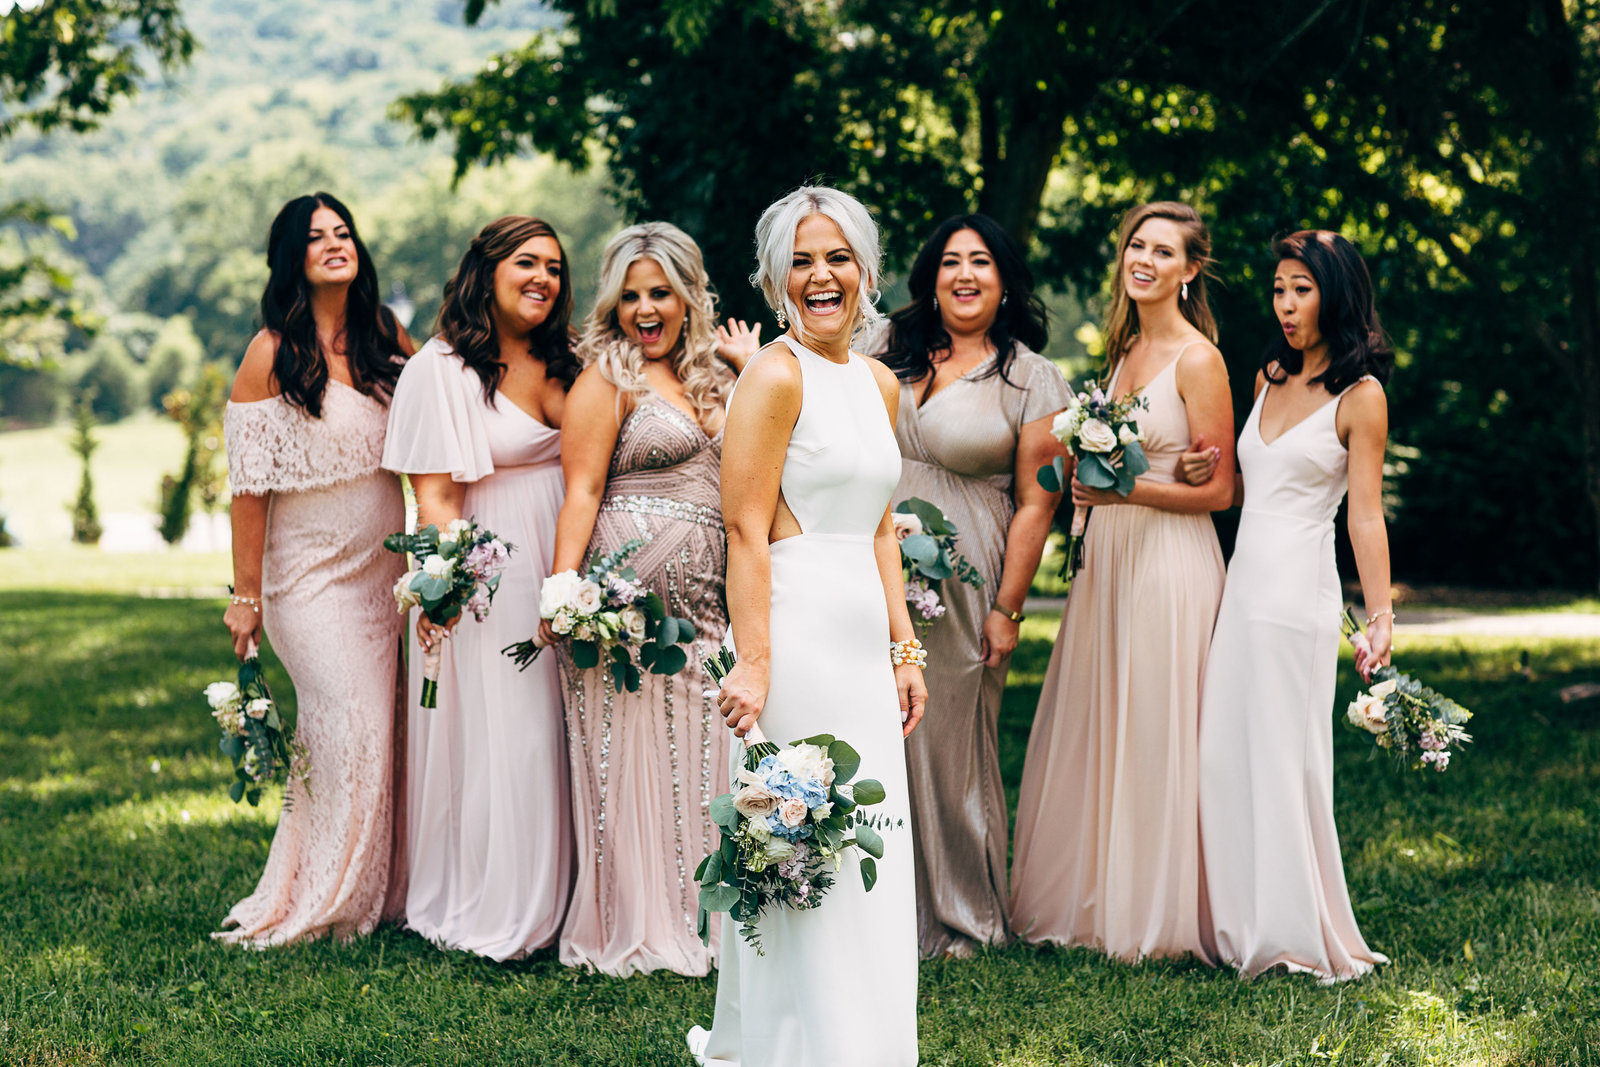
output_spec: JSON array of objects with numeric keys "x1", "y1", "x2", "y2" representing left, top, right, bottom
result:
[
  {"x1": 1340, "y1": 608, "x2": 1474, "y2": 772},
  {"x1": 503, "y1": 538, "x2": 697, "y2": 693},
  {"x1": 385, "y1": 518, "x2": 512, "y2": 708},
  {"x1": 204, "y1": 642, "x2": 305, "y2": 806},
  {"x1": 893, "y1": 498, "x2": 983, "y2": 635},
  {"x1": 695, "y1": 648, "x2": 898, "y2": 953},
  {"x1": 1036, "y1": 383, "x2": 1150, "y2": 585}
]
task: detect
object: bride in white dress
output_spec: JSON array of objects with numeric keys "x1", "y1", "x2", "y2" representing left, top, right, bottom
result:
[{"x1": 687, "y1": 187, "x2": 925, "y2": 1066}]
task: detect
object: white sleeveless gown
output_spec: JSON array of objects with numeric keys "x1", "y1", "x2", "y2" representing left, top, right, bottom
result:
[
  {"x1": 1198, "y1": 376, "x2": 1387, "y2": 981},
  {"x1": 689, "y1": 335, "x2": 919, "y2": 1065}
]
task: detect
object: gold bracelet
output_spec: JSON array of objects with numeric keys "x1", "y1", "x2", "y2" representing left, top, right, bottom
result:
[
  {"x1": 1366, "y1": 608, "x2": 1395, "y2": 625},
  {"x1": 230, "y1": 593, "x2": 262, "y2": 615},
  {"x1": 992, "y1": 601, "x2": 1025, "y2": 623}
]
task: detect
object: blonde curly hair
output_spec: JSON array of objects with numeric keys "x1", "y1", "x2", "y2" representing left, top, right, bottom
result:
[{"x1": 578, "y1": 221, "x2": 732, "y2": 422}]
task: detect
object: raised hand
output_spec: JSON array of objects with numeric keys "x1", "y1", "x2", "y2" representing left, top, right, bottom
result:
[{"x1": 714, "y1": 318, "x2": 763, "y2": 372}]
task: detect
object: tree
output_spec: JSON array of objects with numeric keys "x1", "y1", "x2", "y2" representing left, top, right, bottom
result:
[
  {"x1": 0, "y1": 0, "x2": 194, "y2": 365},
  {"x1": 68, "y1": 387, "x2": 103, "y2": 544},
  {"x1": 158, "y1": 361, "x2": 226, "y2": 546}
]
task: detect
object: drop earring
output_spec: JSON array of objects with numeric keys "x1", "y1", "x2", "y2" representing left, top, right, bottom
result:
[
  {"x1": 932, "y1": 295, "x2": 940, "y2": 312},
  {"x1": 1181, "y1": 281, "x2": 1189, "y2": 302},
  {"x1": 776, "y1": 307, "x2": 787, "y2": 330},
  {"x1": 1001, "y1": 291, "x2": 1009, "y2": 307}
]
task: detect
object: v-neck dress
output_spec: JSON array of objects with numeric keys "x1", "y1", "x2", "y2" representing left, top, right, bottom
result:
[
  {"x1": 558, "y1": 395, "x2": 731, "y2": 976},
  {"x1": 876, "y1": 341, "x2": 1071, "y2": 956},
  {"x1": 381, "y1": 337, "x2": 573, "y2": 960},
  {"x1": 1198, "y1": 376, "x2": 1387, "y2": 981},
  {"x1": 1010, "y1": 354, "x2": 1225, "y2": 962}
]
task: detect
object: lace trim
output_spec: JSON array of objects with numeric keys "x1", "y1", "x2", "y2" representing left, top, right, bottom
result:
[{"x1": 225, "y1": 388, "x2": 389, "y2": 495}]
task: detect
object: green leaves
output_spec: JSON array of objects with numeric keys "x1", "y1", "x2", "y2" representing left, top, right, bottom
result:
[
  {"x1": 827, "y1": 739, "x2": 861, "y2": 784},
  {"x1": 859, "y1": 855, "x2": 878, "y2": 892},
  {"x1": 1037, "y1": 454, "x2": 1066, "y2": 492},
  {"x1": 853, "y1": 823, "x2": 885, "y2": 859},
  {"x1": 851, "y1": 779, "x2": 887, "y2": 806},
  {"x1": 709, "y1": 793, "x2": 740, "y2": 833},
  {"x1": 571, "y1": 641, "x2": 600, "y2": 670}
]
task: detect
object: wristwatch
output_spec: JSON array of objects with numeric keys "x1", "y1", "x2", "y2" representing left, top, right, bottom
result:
[{"x1": 992, "y1": 601, "x2": 1025, "y2": 623}]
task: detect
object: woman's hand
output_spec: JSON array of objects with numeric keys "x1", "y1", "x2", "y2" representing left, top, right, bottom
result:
[
  {"x1": 717, "y1": 658, "x2": 770, "y2": 737},
  {"x1": 896, "y1": 663, "x2": 927, "y2": 737},
  {"x1": 1356, "y1": 616, "x2": 1393, "y2": 681},
  {"x1": 1070, "y1": 475, "x2": 1126, "y2": 509},
  {"x1": 1178, "y1": 433, "x2": 1221, "y2": 486},
  {"x1": 536, "y1": 619, "x2": 563, "y2": 648},
  {"x1": 223, "y1": 600, "x2": 262, "y2": 661},
  {"x1": 417, "y1": 612, "x2": 461, "y2": 654},
  {"x1": 980, "y1": 610, "x2": 1020, "y2": 669},
  {"x1": 714, "y1": 319, "x2": 763, "y2": 372}
]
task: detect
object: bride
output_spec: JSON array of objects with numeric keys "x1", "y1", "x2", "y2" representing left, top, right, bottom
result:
[{"x1": 687, "y1": 186, "x2": 925, "y2": 1066}]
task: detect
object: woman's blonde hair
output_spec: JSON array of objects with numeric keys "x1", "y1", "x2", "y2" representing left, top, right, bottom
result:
[
  {"x1": 577, "y1": 221, "x2": 732, "y2": 421},
  {"x1": 751, "y1": 185, "x2": 883, "y2": 342},
  {"x1": 1101, "y1": 201, "x2": 1219, "y2": 382}
]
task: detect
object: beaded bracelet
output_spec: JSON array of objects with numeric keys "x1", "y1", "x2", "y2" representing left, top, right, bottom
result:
[
  {"x1": 890, "y1": 637, "x2": 927, "y2": 669},
  {"x1": 1366, "y1": 608, "x2": 1396, "y2": 626},
  {"x1": 230, "y1": 593, "x2": 262, "y2": 615}
]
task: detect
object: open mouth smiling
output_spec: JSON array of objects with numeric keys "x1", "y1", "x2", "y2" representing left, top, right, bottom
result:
[{"x1": 804, "y1": 289, "x2": 843, "y2": 314}]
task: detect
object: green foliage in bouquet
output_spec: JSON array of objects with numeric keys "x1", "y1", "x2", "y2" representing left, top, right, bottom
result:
[{"x1": 895, "y1": 496, "x2": 984, "y2": 587}]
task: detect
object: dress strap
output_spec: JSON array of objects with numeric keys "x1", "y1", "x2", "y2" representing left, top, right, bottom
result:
[{"x1": 1338, "y1": 373, "x2": 1378, "y2": 396}]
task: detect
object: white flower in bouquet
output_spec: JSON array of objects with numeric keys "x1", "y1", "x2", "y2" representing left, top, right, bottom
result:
[
  {"x1": 891, "y1": 512, "x2": 923, "y2": 542},
  {"x1": 1347, "y1": 692, "x2": 1389, "y2": 735},
  {"x1": 246, "y1": 697, "x2": 272, "y2": 720},
  {"x1": 1050, "y1": 405, "x2": 1086, "y2": 445},
  {"x1": 621, "y1": 606, "x2": 648, "y2": 644},
  {"x1": 763, "y1": 838, "x2": 797, "y2": 863},
  {"x1": 447, "y1": 518, "x2": 473, "y2": 537},
  {"x1": 204, "y1": 681, "x2": 241, "y2": 712},
  {"x1": 1077, "y1": 418, "x2": 1118, "y2": 453},
  {"x1": 1370, "y1": 678, "x2": 1399, "y2": 699},
  {"x1": 421, "y1": 554, "x2": 455, "y2": 580},
  {"x1": 733, "y1": 782, "x2": 781, "y2": 819},
  {"x1": 540, "y1": 570, "x2": 582, "y2": 618},
  {"x1": 212, "y1": 706, "x2": 244, "y2": 734},
  {"x1": 745, "y1": 816, "x2": 773, "y2": 842},
  {"x1": 573, "y1": 620, "x2": 596, "y2": 642},
  {"x1": 572, "y1": 579, "x2": 604, "y2": 615},
  {"x1": 778, "y1": 797, "x2": 809, "y2": 828},
  {"x1": 551, "y1": 612, "x2": 574, "y2": 635},
  {"x1": 1118, "y1": 423, "x2": 1142, "y2": 446},
  {"x1": 811, "y1": 801, "x2": 833, "y2": 819},
  {"x1": 392, "y1": 573, "x2": 421, "y2": 612}
]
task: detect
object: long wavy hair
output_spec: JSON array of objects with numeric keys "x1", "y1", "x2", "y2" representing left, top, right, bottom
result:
[
  {"x1": 578, "y1": 221, "x2": 733, "y2": 422},
  {"x1": 1100, "y1": 201, "x2": 1219, "y2": 383},
  {"x1": 435, "y1": 215, "x2": 579, "y2": 402},
  {"x1": 1263, "y1": 230, "x2": 1394, "y2": 393},
  {"x1": 261, "y1": 192, "x2": 404, "y2": 417},
  {"x1": 879, "y1": 214, "x2": 1049, "y2": 387}
]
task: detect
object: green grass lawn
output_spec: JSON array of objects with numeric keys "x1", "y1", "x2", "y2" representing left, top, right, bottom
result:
[{"x1": 2, "y1": 588, "x2": 1598, "y2": 1064}]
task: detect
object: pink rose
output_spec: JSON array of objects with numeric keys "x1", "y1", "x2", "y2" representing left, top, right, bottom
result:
[{"x1": 779, "y1": 797, "x2": 808, "y2": 828}]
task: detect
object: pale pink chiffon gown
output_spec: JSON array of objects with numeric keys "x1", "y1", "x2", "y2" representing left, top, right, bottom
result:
[
  {"x1": 217, "y1": 379, "x2": 408, "y2": 946},
  {"x1": 1009, "y1": 349, "x2": 1224, "y2": 962},
  {"x1": 1198, "y1": 376, "x2": 1387, "y2": 981},
  {"x1": 382, "y1": 338, "x2": 573, "y2": 961}
]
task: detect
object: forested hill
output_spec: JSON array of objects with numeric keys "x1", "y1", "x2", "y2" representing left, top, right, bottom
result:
[{"x1": 0, "y1": 0, "x2": 620, "y2": 425}]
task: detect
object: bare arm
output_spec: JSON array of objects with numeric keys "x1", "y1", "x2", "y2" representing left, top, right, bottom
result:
[
  {"x1": 983, "y1": 413, "x2": 1066, "y2": 667},
  {"x1": 1074, "y1": 343, "x2": 1235, "y2": 514},
  {"x1": 716, "y1": 347, "x2": 802, "y2": 737},
  {"x1": 1180, "y1": 369, "x2": 1262, "y2": 507},
  {"x1": 868, "y1": 359, "x2": 927, "y2": 737},
  {"x1": 222, "y1": 331, "x2": 280, "y2": 659},
  {"x1": 551, "y1": 367, "x2": 625, "y2": 573},
  {"x1": 1340, "y1": 380, "x2": 1393, "y2": 678}
]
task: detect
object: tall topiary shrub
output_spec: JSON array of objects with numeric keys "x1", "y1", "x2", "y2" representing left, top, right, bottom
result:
[
  {"x1": 159, "y1": 362, "x2": 228, "y2": 545},
  {"x1": 69, "y1": 388, "x2": 102, "y2": 545}
]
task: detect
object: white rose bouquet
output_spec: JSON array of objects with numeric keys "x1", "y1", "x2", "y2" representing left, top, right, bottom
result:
[
  {"x1": 503, "y1": 538, "x2": 697, "y2": 693},
  {"x1": 384, "y1": 517, "x2": 513, "y2": 708},
  {"x1": 1340, "y1": 607, "x2": 1474, "y2": 772},
  {"x1": 694, "y1": 648, "x2": 900, "y2": 953},
  {"x1": 204, "y1": 641, "x2": 305, "y2": 806},
  {"x1": 892, "y1": 498, "x2": 984, "y2": 636},
  {"x1": 1036, "y1": 383, "x2": 1151, "y2": 588}
]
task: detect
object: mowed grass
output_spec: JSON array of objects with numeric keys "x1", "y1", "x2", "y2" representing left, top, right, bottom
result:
[{"x1": 2, "y1": 588, "x2": 1599, "y2": 1065}]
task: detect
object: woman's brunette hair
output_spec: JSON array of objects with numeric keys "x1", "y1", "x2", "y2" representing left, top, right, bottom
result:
[
  {"x1": 879, "y1": 213, "x2": 1048, "y2": 386},
  {"x1": 578, "y1": 221, "x2": 732, "y2": 422},
  {"x1": 1263, "y1": 230, "x2": 1394, "y2": 393},
  {"x1": 261, "y1": 192, "x2": 404, "y2": 416},
  {"x1": 436, "y1": 215, "x2": 579, "y2": 401},
  {"x1": 1100, "y1": 201, "x2": 1219, "y2": 382}
]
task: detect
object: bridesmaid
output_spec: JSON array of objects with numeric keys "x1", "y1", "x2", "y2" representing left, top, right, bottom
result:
[
  {"x1": 1009, "y1": 201, "x2": 1235, "y2": 962},
  {"x1": 218, "y1": 192, "x2": 413, "y2": 946},
  {"x1": 1187, "y1": 230, "x2": 1393, "y2": 981},
  {"x1": 381, "y1": 215, "x2": 577, "y2": 960},
  {"x1": 869, "y1": 214, "x2": 1068, "y2": 957},
  {"x1": 539, "y1": 221, "x2": 752, "y2": 976}
]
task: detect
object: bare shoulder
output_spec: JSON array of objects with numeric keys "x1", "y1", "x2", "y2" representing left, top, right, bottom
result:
[
  {"x1": 1253, "y1": 369, "x2": 1268, "y2": 398},
  {"x1": 231, "y1": 330, "x2": 281, "y2": 402},
  {"x1": 1174, "y1": 337, "x2": 1228, "y2": 392},
  {"x1": 1340, "y1": 377, "x2": 1388, "y2": 421},
  {"x1": 396, "y1": 322, "x2": 416, "y2": 356},
  {"x1": 739, "y1": 342, "x2": 803, "y2": 396},
  {"x1": 865, "y1": 353, "x2": 900, "y2": 392}
]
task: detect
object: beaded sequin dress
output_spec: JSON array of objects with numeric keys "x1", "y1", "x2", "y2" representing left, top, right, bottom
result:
[{"x1": 558, "y1": 396, "x2": 731, "y2": 976}]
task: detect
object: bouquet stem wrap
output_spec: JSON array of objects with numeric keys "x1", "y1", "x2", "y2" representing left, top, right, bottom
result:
[{"x1": 421, "y1": 643, "x2": 442, "y2": 709}]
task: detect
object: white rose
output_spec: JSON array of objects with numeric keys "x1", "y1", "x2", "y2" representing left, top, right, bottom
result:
[
  {"x1": 810, "y1": 801, "x2": 833, "y2": 820},
  {"x1": 1050, "y1": 409, "x2": 1075, "y2": 442},
  {"x1": 246, "y1": 697, "x2": 272, "y2": 720},
  {"x1": 1348, "y1": 693, "x2": 1388, "y2": 735},
  {"x1": 1077, "y1": 418, "x2": 1118, "y2": 453},
  {"x1": 571, "y1": 579, "x2": 604, "y2": 615},
  {"x1": 421, "y1": 554, "x2": 455, "y2": 580},
  {"x1": 551, "y1": 612, "x2": 574, "y2": 635},
  {"x1": 573, "y1": 620, "x2": 596, "y2": 641},
  {"x1": 779, "y1": 797, "x2": 809, "y2": 828},
  {"x1": 1370, "y1": 678, "x2": 1400, "y2": 699},
  {"x1": 393, "y1": 573, "x2": 421, "y2": 612},
  {"x1": 762, "y1": 838, "x2": 796, "y2": 863},
  {"x1": 732, "y1": 784, "x2": 781, "y2": 820},
  {"x1": 621, "y1": 606, "x2": 648, "y2": 644},
  {"x1": 539, "y1": 571, "x2": 582, "y2": 619},
  {"x1": 745, "y1": 817, "x2": 772, "y2": 842},
  {"x1": 891, "y1": 512, "x2": 923, "y2": 543},
  {"x1": 204, "y1": 681, "x2": 240, "y2": 711},
  {"x1": 1118, "y1": 423, "x2": 1142, "y2": 446}
]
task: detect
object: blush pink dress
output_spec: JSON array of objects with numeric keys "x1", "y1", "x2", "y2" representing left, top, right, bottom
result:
[
  {"x1": 217, "y1": 379, "x2": 408, "y2": 946},
  {"x1": 382, "y1": 338, "x2": 573, "y2": 961},
  {"x1": 1009, "y1": 350, "x2": 1225, "y2": 962}
]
